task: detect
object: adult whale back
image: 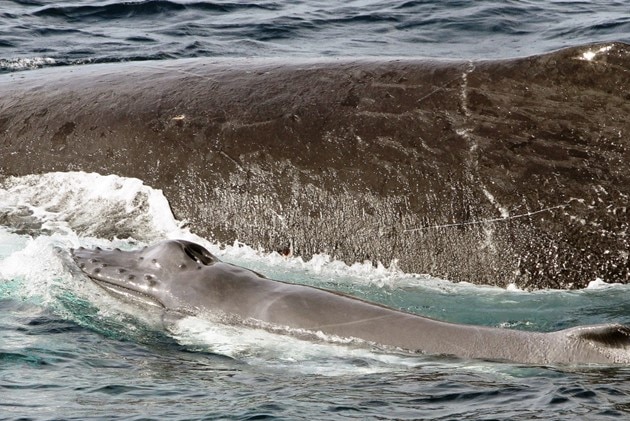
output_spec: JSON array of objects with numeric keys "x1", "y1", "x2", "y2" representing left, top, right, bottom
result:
[
  {"x1": 1, "y1": 42, "x2": 629, "y2": 289},
  {"x1": 71, "y1": 240, "x2": 630, "y2": 365}
]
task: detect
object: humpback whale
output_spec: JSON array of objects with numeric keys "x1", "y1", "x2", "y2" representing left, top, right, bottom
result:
[
  {"x1": 72, "y1": 240, "x2": 630, "y2": 365},
  {"x1": 2, "y1": 42, "x2": 630, "y2": 289}
]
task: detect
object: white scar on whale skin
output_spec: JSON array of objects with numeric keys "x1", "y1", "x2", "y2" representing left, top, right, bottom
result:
[
  {"x1": 580, "y1": 45, "x2": 614, "y2": 61},
  {"x1": 460, "y1": 61, "x2": 475, "y2": 119},
  {"x1": 481, "y1": 186, "x2": 510, "y2": 219},
  {"x1": 72, "y1": 240, "x2": 630, "y2": 365}
]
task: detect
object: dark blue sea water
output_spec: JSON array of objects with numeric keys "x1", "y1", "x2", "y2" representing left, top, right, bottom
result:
[
  {"x1": 1, "y1": 0, "x2": 630, "y2": 71},
  {"x1": 2, "y1": 2, "x2": 630, "y2": 420}
]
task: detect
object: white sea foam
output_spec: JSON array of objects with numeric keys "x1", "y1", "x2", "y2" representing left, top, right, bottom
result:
[
  {"x1": 0, "y1": 57, "x2": 56, "y2": 71},
  {"x1": 505, "y1": 283, "x2": 523, "y2": 292},
  {"x1": 0, "y1": 171, "x2": 184, "y2": 241},
  {"x1": 585, "y1": 277, "x2": 621, "y2": 290},
  {"x1": 0, "y1": 232, "x2": 77, "y2": 304}
]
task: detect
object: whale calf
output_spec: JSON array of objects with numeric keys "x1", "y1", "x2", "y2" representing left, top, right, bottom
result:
[
  {"x1": 2, "y1": 43, "x2": 630, "y2": 289},
  {"x1": 72, "y1": 240, "x2": 630, "y2": 365}
]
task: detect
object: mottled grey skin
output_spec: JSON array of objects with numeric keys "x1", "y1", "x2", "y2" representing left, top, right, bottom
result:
[
  {"x1": 72, "y1": 240, "x2": 630, "y2": 365},
  {"x1": 3, "y1": 43, "x2": 630, "y2": 288}
]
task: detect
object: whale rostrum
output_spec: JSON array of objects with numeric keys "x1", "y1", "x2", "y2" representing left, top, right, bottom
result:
[{"x1": 72, "y1": 240, "x2": 630, "y2": 365}]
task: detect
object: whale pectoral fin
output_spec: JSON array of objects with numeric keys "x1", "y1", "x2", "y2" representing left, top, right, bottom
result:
[{"x1": 574, "y1": 324, "x2": 630, "y2": 348}]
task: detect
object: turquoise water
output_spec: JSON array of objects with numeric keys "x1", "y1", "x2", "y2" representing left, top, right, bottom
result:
[{"x1": 2, "y1": 173, "x2": 630, "y2": 419}]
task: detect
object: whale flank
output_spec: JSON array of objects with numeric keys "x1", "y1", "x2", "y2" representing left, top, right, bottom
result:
[{"x1": 2, "y1": 43, "x2": 629, "y2": 289}]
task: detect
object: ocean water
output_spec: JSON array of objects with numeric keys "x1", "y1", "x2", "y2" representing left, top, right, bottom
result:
[
  {"x1": 1, "y1": 0, "x2": 630, "y2": 70},
  {"x1": 2, "y1": 1, "x2": 630, "y2": 420}
]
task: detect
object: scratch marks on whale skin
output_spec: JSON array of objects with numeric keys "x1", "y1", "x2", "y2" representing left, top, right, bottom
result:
[
  {"x1": 459, "y1": 61, "x2": 475, "y2": 119},
  {"x1": 220, "y1": 119, "x2": 278, "y2": 131},
  {"x1": 453, "y1": 61, "x2": 510, "y2": 220},
  {"x1": 216, "y1": 150, "x2": 245, "y2": 172},
  {"x1": 456, "y1": 61, "x2": 478, "y2": 156}
]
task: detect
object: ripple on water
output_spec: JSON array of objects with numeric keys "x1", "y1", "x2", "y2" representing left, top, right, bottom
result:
[{"x1": 1, "y1": 0, "x2": 629, "y2": 71}]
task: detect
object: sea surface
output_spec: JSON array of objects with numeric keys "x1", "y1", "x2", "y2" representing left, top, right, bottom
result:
[
  {"x1": 1, "y1": 0, "x2": 630, "y2": 70},
  {"x1": 2, "y1": 1, "x2": 630, "y2": 420}
]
